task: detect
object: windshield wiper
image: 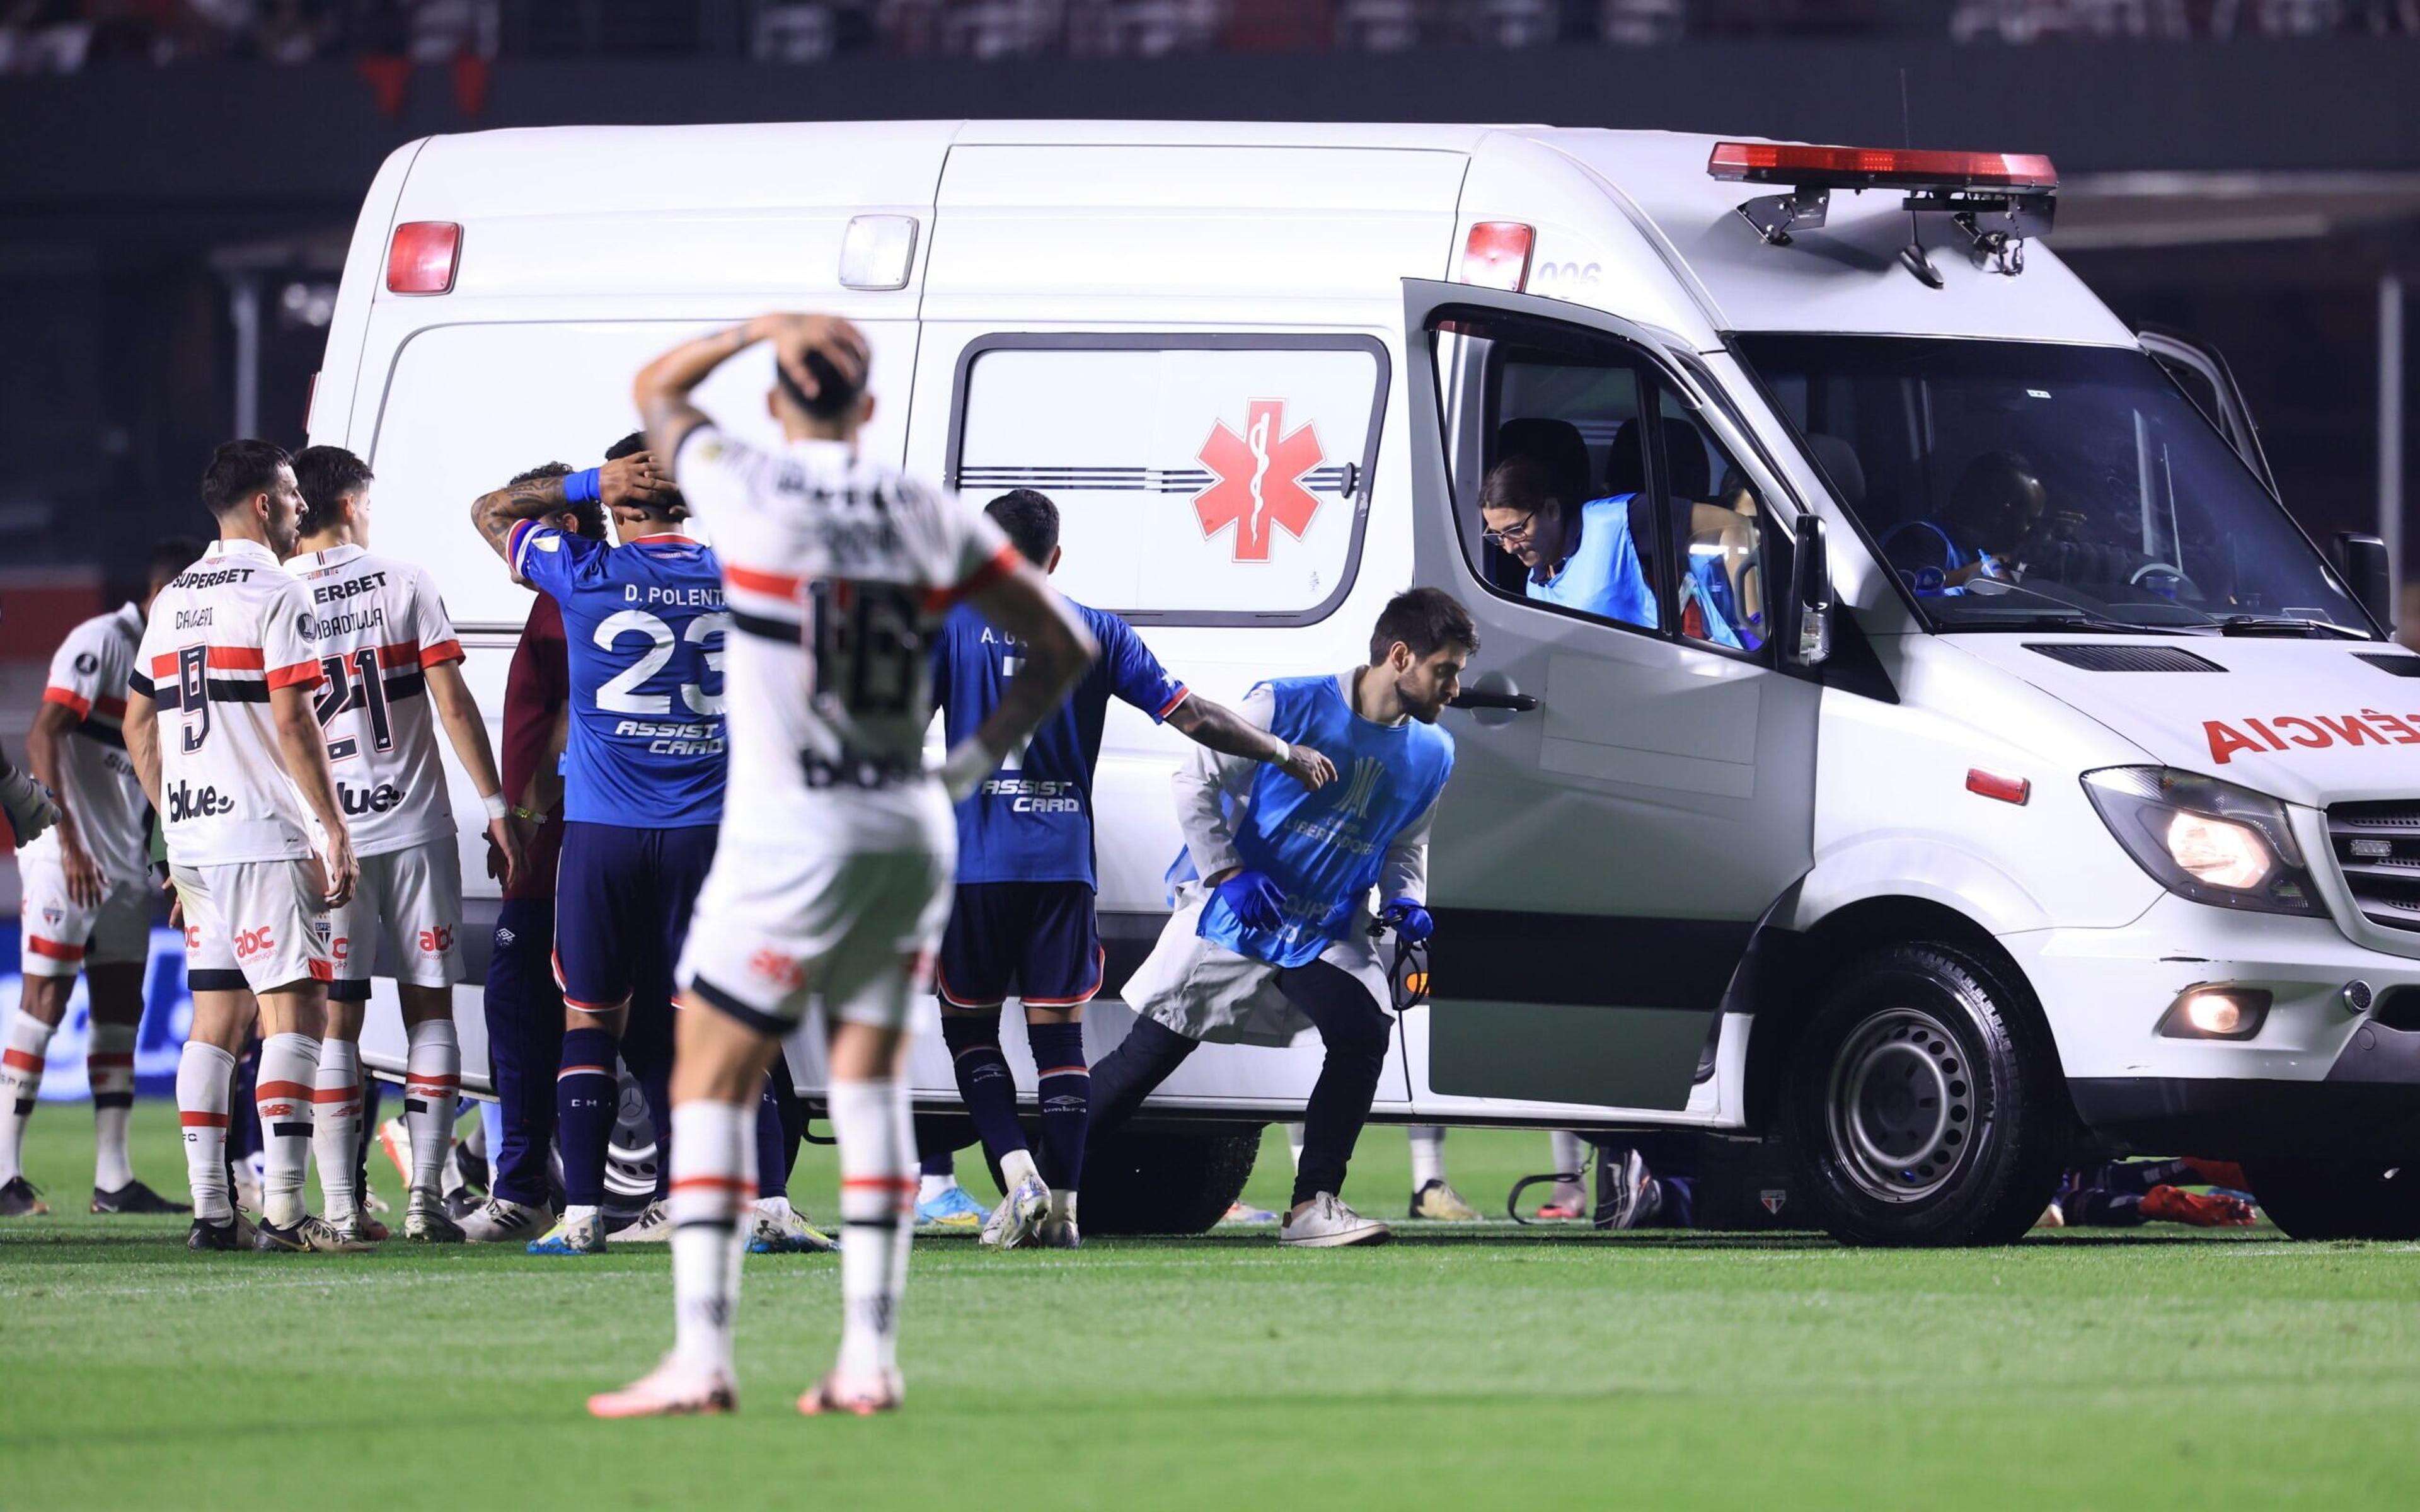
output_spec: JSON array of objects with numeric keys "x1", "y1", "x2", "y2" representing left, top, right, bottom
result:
[
  {"x1": 2214, "y1": 615, "x2": 2370, "y2": 641},
  {"x1": 1952, "y1": 610, "x2": 2193, "y2": 636}
]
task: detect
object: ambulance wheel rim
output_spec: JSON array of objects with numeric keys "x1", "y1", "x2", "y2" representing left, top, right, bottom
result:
[{"x1": 1827, "y1": 1007, "x2": 1972, "y2": 1205}]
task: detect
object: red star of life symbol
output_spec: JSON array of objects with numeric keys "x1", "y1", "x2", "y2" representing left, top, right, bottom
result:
[{"x1": 1194, "y1": 399, "x2": 1323, "y2": 563}]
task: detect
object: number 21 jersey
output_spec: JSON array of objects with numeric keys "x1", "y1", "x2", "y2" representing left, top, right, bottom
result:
[
  {"x1": 507, "y1": 522, "x2": 728, "y2": 829},
  {"x1": 674, "y1": 429, "x2": 1016, "y2": 854},
  {"x1": 286, "y1": 542, "x2": 464, "y2": 854}
]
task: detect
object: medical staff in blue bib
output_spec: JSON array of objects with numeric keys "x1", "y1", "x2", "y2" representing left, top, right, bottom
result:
[
  {"x1": 1086, "y1": 588, "x2": 1474, "y2": 1248},
  {"x1": 930, "y1": 489, "x2": 1339, "y2": 1249},
  {"x1": 1478, "y1": 452, "x2": 1659, "y2": 629}
]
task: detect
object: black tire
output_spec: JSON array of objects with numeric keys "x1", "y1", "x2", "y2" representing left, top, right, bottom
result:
[
  {"x1": 1785, "y1": 943, "x2": 2066, "y2": 1247},
  {"x1": 2243, "y1": 1158, "x2": 2420, "y2": 1240},
  {"x1": 1079, "y1": 1129, "x2": 1263, "y2": 1235}
]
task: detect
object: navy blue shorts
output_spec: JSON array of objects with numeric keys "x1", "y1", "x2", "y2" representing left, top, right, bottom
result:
[
  {"x1": 936, "y1": 881, "x2": 1103, "y2": 1010},
  {"x1": 553, "y1": 821, "x2": 717, "y2": 1014}
]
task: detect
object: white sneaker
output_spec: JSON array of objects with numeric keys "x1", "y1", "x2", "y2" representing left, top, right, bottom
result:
[
  {"x1": 1279, "y1": 1192, "x2": 1392, "y2": 1248},
  {"x1": 611, "y1": 1200, "x2": 675, "y2": 1244},
  {"x1": 589, "y1": 1354, "x2": 735, "y2": 1419},
  {"x1": 459, "y1": 1196, "x2": 556, "y2": 1244},
  {"x1": 979, "y1": 1172, "x2": 1050, "y2": 1250}
]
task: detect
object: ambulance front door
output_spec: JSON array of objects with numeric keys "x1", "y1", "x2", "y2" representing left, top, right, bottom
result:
[{"x1": 1397, "y1": 279, "x2": 1821, "y2": 1124}]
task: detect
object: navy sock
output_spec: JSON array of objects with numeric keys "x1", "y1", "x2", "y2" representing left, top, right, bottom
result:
[
  {"x1": 939, "y1": 1015, "x2": 1027, "y2": 1168},
  {"x1": 920, "y1": 1148, "x2": 955, "y2": 1178},
  {"x1": 756, "y1": 1072, "x2": 790, "y2": 1202},
  {"x1": 1028, "y1": 1021, "x2": 1089, "y2": 1193},
  {"x1": 555, "y1": 1028, "x2": 618, "y2": 1209}
]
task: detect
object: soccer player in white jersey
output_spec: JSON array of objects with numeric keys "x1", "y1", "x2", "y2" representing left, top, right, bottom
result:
[
  {"x1": 123, "y1": 440, "x2": 362, "y2": 1253},
  {"x1": 589, "y1": 314, "x2": 1095, "y2": 1419},
  {"x1": 1, "y1": 538, "x2": 199, "y2": 1217},
  {"x1": 285, "y1": 445, "x2": 524, "y2": 1245}
]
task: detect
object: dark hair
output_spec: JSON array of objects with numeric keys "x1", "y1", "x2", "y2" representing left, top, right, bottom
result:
[
  {"x1": 149, "y1": 536, "x2": 202, "y2": 582},
  {"x1": 509, "y1": 461, "x2": 605, "y2": 541},
  {"x1": 985, "y1": 489, "x2": 1059, "y2": 567},
  {"x1": 292, "y1": 445, "x2": 373, "y2": 537},
  {"x1": 776, "y1": 347, "x2": 864, "y2": 421},
  {"x1": 1370, "y1": 587, "x2": 1479, "y2": 665},
  {"x1": 600, "y1": 431, "x2": 687, "y2": 521},
  {"x1": 1479, "y1": 454, "x2": 1562, "y2": 518},
  {"x1": 604, "y1": 432, "x2": 645, "y2": 462},
  {"x1": 200, "y1": 438, "x2": 291, "y2": 520}
]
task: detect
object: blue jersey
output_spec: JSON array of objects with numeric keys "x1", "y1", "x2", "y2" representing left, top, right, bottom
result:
[
  {"x1": 1530, "y1": 495, "x2": 1659, "y2": 630},
  {"x1": 1172, "y1": 674, "x2": 1455, "y2": 969},
  {"x1": 509, "y1": 522, "x2": 728, "y2": 828},
  {"x1": 933, "y1": 598, "x2": 1187, "y2": 888}
]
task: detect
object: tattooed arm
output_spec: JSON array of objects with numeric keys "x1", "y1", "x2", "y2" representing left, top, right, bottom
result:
[{"x1": 469, "y1": 455, "x2": 670, "y2": 568}]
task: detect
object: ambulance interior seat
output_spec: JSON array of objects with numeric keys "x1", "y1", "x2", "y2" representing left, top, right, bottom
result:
[
  {"x1": 1485, "y1": 416, "x2": 1594, "y2": 595},
  {"x1": 1606, "y1": 415, "x2": 1709, "y2": 610}
]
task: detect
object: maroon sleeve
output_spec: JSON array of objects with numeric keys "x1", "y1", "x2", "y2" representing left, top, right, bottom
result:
[{"x1": 500, "y1": 594, "x2": 570, "y2": 901}]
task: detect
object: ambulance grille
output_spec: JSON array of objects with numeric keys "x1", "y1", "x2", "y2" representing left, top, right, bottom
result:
[
  {"x1": 2326, "y1": 800, "x2": 2420, "y2": 932},
  {"x1": 2024, "y1": 644, "x2": 2225, "y2": 673},
  {"x1": 2356, "y1": 653, "x2": 2420, "y2": 678}
]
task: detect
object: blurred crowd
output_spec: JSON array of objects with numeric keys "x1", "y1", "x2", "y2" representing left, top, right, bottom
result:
[{"x1": 1, "y1": 0, "x2": 2414, "y2": 74}]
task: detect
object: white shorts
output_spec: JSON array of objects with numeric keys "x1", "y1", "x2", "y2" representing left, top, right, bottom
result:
[
  {"x1": 18, "y1": 855, "x2": 153, "y2": 977},
  {"x1": 1122, "y1": 886, "x2": 1390, "y2": 1048},
  {"x1": 173, "y1": 859, "x2": 333, "y2": 996},
  {"x1": 678, "y1": 844, "x2": 951, "y2": 1033},
  {"x1": 325, "y1": 840, "x2": 464, "y2": 1000}
]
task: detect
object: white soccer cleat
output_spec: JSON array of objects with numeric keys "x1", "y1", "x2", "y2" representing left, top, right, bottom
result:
[
  {"x1": 459, "y1": 1196, "x2": 556, "y2": 1244},
  {"x1": 403, "y1": 1195, "x2": 464, "y2": 1244},
  {"x1": 980, "y1": 1172, "x2": 1051, "y2": 1250},
  {"x1": 610, "y1": 1200, "x2": 675, "y2": 1244},
  {"x1": 299, "y1": 1213, "x2": 377, "y2": 1254},
  {"x1": 749, "y1": 1197, "x2": 839, "y2": 1254},
  {"x1": 588, "y1": 1355, "x2": 736, "y2": 1419},
  {"x1": 1279, "y1": 1193, "x2": 1392, "y2": 1248}
]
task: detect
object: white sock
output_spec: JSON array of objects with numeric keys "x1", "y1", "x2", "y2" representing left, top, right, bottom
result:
[
  {"x1": 1047, "y1": 1189, "x2": 1078, "y2": 1225},
  {"x1": 830, "y1": 1077, "x2": 914, "y2": 1383},
  {"x1": 1000, "y1": 1147, "x2": 1040, "y2": 1192},
  {"x1": 403, "y1": 1019, "x2": 461, "y2": 1208},
  {"x1": 754, "y1": 1193, "x2": 793, "y2": 1220},
  {"x1": 1552, "y1": 1130, "x2": 1589, "y2": 1205},
  {"x1": 0, "y1": 1007, "x2": 58, "y2": 1183},
  {"x1": 1409, "y1": 1125, "x2": 1446, "y2": 1189},
  {"x1": 176, "y1": 1041, "x2": 238, "y2": 1222},
  {"x1": 255, "y1": 1033, "x2": 321, "y2": 1228},
  {"x1": 1284, "y1": 1121, "x2": 1305, "y2": 1171},
  {"x1": 88, "y1": 1022, "x2": 138, "y2": 1191},
  {"x1": 311, "y1": 1037, "x2": 363, "y2": 1225},
  {"x1": 917, "y1": 1171, "x2": 957, "y2": 1204},
  {"x1": 667, "y1": 1099, "x2": 754, "y2": 1378}
]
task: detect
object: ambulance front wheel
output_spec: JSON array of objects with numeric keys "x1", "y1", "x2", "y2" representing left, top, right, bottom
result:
[
  {"x1": 1079, "y1": 1128, "x2": 1263, "y2": 1235},
  {"x1": 1785, "y1": 943, "x2": 2066, "y2": 1247}
]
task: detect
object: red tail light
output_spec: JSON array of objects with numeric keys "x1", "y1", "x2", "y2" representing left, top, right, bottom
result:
[
  {"x1": 1966, "y1": 769, "x2": 2032, "y2": 806},
  {"x1": 1708, "y1": 142, "x2": 2057, "y2": 192},
  {"x1": 1461, "y1": 222, "x2": 1534, "y2": 292},
  {"x1": 386, "y1": 222, "x2": 461, "y2": 295}
]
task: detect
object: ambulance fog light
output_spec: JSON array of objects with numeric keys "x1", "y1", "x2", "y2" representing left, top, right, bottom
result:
[
  {"x1": 2158, "y1": 987, "x2": 2272, "y2": 1041},
  {"x1": 2082, "y1": 767, "x2": 2322, "y2": 917},
  {"x1": 839, "y1": 215, "x2": 918, "y2": 291}
]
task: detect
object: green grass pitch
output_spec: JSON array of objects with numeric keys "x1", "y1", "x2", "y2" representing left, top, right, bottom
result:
[{"x1": 4, "y1": 1102, "x2": 2418, "y2": 1510}]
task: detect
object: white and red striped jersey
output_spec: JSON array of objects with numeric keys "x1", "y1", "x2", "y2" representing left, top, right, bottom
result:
[
  {"x1": 284, "y1": 542, "x2": 465, "y2": 855},
  {"x1": 673, "y1": 427, "x2": 1017, "y2": 854},
  {"x1": 19, "y1": 602, "x2": 150, "y2": 885},
  {"x1": 130, "y1": 538, "x2": 326, "y2": 866}
]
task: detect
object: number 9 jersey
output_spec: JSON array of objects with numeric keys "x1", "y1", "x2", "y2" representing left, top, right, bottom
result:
[
  {"x1": 506, "y1": 520, "x2": 729, "y2": 828},
  {"x1": 672, "y1": 428, "x2": 1018, "y2": 854}
]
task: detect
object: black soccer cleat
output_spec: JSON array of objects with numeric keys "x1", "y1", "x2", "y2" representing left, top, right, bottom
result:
[
  {"x1": 0, "y1": 1176, "x2": 49, "y2": 1217},
  {"x1": 252, "y1": 1215, "x2": 313, "y2": 1253},
  {"x1": 93, "y1": 1179, "x2": 191, "y2": 1215},
  {"x1": 188, "y1": 1215, "x2": 245, "y2": 1251}
]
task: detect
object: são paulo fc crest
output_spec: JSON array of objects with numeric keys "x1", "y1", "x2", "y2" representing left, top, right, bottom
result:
[
  {"x1": 40, "y1": 906, "x2": 63, "y2": 930},
  {"x1": 1195, "y1": 399, "x2": 1324, "y2": 563}
]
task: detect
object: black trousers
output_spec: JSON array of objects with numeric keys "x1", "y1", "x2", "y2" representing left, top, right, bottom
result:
[{"x1": 1088, "y1": 959, "x2": 1392, "y2": 1210}]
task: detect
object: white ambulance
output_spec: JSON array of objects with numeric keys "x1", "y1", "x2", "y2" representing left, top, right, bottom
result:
[{"x1": 321, "y1": 121, "x2": 2420, "y2": 1246}]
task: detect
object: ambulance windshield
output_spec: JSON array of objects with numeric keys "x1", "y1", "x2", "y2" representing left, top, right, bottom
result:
[{"x1": 1736, "y1": 335, "x2": 2372, "y2": 637}]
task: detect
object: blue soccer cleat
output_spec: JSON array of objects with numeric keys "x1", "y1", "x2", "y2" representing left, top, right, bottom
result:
[
  {"x1": 915, "y1": 1185, "x2": 989, "y2": 1230},
  {"x1": 526, "y1": 1211, "x2": 607, "y2": 1255}
]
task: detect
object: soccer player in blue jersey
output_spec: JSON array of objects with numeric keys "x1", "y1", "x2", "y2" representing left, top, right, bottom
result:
[
  {"x1": 931, "y1": 490, "x2": 1337, "y2": 1249},
  {"x1": 1087, "y1": 588, "x2": 1474, "y2": 1247},
  {"x1": 469, "y1": 437, "x2": 742, "y2": 1255}
]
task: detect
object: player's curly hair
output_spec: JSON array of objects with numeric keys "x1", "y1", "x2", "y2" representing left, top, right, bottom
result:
[
  {"x1": 510, "y1": 461, "x2": 606, "y2": 541},
  {"x1": 1370, "y1": 587, "x2": 1479, "y2": 664}
]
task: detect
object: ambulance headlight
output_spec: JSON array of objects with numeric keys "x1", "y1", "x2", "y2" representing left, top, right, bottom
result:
[{"x1": 2083, "y1": 767, "x2": 2322, "y2": 917}]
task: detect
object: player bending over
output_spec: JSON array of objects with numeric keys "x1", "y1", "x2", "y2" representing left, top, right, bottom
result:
[
  {"x1": 124, "y1": 440, "x2": 360, "y2": 1252},
  {"x1": 590, "y1": 313, "x2": 1093, "y2": 1419},
  {"x1": 284, "y1": 445, "x2": 523, "y2": 1246},
  {"x1": 1086, "y1": 588, "x2": 1471, "y2": 1247},
  {"x1": 931, "y1": 488, "x2": 1335, "y2": 1250},
  {"x1": 1, "y1": 537, "x2": 198, "y2": 1217}
]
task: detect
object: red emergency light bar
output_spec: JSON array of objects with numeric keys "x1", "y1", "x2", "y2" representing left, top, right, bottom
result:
[{"x1": 1708, "y1": 142, "x2": 2058, "y2": 193}]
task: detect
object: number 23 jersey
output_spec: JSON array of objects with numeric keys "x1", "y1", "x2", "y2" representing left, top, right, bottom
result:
[
  {"x1": 285, "y1": 542, "x2": 465, "y2": 856},
  {"x1": 674, "y1": 428, "x2": 1017, "y2": 854}
]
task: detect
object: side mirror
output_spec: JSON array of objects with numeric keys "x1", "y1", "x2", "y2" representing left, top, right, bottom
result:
[
  {"x1": 2333, "y1": 531, "x2": 2395, "y2": 634},
  {"x1": 1792, "y1": 513, "x2": 1833, "y2": 666}
]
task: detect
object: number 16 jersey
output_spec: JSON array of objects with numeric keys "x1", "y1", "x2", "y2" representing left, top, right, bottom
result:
[
  {"x1": 507, "y1": 522, "x2": 728, "y2": 829},
  {"x1": 285, "y1": 542, "x2": 465, "y2": 856},
  {"x1": 674, "y1": 428, "x2": 1017, "y2": 855}
]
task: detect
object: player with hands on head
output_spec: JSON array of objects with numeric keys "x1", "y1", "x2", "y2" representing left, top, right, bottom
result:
[
  {"x1": 1, "y1": 537, "x2": 200, "y2": 1218},
  {"x1": 124, "y1": 440, "x2": 360, "y2": 1254},
  {"x1": 930, "y1": 487, "x2": 1334, "y2": 1252},
  {"x1": 588, "y1": 312, "x2": 1094, "y2": 1420}
]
